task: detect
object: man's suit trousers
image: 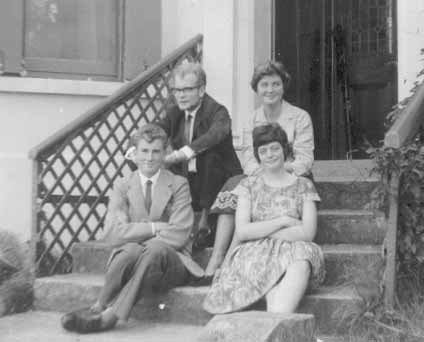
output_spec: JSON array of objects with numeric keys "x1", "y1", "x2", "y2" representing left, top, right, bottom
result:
[
  {"x1": 99, "y1": 239, "x2": 189, "y2": 321},
  {"x1": 187, "y1": 152, "x2": 230, "y2": 211}
]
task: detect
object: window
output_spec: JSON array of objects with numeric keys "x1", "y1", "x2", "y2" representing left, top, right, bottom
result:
[
  {"x1": 0, "y1": 0, "x2": 161, "y2": 81},
  {"x1": 24, "y1": 0, "x2": 118, "y2": 78}
]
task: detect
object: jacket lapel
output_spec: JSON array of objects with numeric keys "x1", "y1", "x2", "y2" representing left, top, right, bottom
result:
[
  {"x1": 127, "y1": 172, "x2": 149, "y2": 220},
  {"x1": 149, "y1": 169, "x2": 173, "y2": 220}
]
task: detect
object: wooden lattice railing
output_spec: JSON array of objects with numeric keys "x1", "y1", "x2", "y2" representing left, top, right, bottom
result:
[
  {"x1": 29, "y1": 35, "x2": 203, "y2": 276},
  {"x1": 382, "y1": 81, "x2": 424, "y2": 308}
]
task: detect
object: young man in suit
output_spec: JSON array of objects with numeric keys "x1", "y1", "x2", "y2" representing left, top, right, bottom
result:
[
  {"x1": 61, "y1": 123, "x2": 203, "y2": 333},
  {"x1": 160, "y1": 62, "x2": 242, "y2": 242}
]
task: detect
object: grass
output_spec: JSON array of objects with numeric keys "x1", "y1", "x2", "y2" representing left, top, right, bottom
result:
[{"x1": 330, "y1": 265, "x2": 424, "y2": 342}]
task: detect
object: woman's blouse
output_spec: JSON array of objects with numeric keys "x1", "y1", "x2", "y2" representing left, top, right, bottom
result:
[
  {"x1": 234, "y1": 175, "x2": 320, "y2": 223},
  {"x1": 241, "y1": 100, "x2": 314, "y2": 176}
]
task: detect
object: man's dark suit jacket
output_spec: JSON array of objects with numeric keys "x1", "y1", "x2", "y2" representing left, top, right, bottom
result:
[{"x1": 159, "y1": 93, "x2": 242, "y2": 179}]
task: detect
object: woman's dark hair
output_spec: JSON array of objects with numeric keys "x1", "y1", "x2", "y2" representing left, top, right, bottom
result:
[
  {"x1": 250, "y1": 60, "x2": 291, "y2": 93},
  {"x1": 252, "y1": 123, "x2": 290, "y2": 162}
]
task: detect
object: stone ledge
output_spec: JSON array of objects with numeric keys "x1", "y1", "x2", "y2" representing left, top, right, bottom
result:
[
  {"x1": 0, "y1": 76, "x2": 123, "y2": 96},
  {"x1": 34, "y1": 273, "x2": 363, "y2": 334},
  {"x1": 197, "y1": 311, "x2": 315, "y2": 342}
]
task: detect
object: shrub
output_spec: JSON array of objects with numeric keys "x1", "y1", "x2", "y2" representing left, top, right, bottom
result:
[
  {"x1": 369, "y1": 57, "x2": 424, "y2": 293},
  {"x1": 0, "y1": 229, "x2": 34, "y2": 316}
]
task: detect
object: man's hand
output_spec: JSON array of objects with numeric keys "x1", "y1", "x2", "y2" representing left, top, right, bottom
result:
[{"x1": 164, "y1": 150, "x2": 187, "y2": 165}]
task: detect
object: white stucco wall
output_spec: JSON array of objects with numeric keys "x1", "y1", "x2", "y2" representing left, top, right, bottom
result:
[
  {"x1": 161, "y1": 0, "x2": 255, "y2": 143},
  {"x1": 162, "y1": 0, "x2": 236, "y2": 115},
  {"x1": 397, "y1": 0, "x2": 424, "y2": 100},
  {"x1": 0, "y1": 78, "x2": 121, "y2": 241}
]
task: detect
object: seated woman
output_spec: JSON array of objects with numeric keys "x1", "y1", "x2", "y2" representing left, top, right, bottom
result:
[
  {"x1": 203, "y1": 123, "x2": 324, "y2": 314},
  {"x1": 204, "y1": 61, "x2": 315, "y2": 277}
]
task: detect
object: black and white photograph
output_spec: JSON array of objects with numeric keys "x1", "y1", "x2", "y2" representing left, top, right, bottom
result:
[{"x1": 0, "y1": 1, "x2": 423, "y2": 341}]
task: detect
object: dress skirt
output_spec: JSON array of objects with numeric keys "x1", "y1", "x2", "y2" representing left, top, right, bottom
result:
[{"x1": 203, "y1": 237, "x2": 325, "y2": 314}]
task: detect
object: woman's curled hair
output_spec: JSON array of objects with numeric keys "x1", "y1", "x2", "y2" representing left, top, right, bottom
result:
[{"x1": 250, "y1": 60, "x2": 291, "y2": 92}]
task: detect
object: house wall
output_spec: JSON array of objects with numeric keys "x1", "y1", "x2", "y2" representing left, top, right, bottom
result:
[
  {"x1": 1, "y1": 0, "x2": 424, "y2": 242},
  {"x1": 161, "y1": 0, "x2": 255, "y2": 143},
  {"x1": 0, "y1": 79, "x2": 121, "y2": 241},
  {"x1": 397, "y1": 0, "x2": 424, "y2": 100}
]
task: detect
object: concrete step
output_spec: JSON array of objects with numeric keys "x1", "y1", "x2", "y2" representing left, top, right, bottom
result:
[
  {"x1": 315, "y1": 180, "x2": 379, "y2": 210},
  {"x1": 321, "y1": 244, "x2": 383, "y2": 286},
  {"x1": 71, "y1": 242, "x2": 383, "y2": 287},
  {"x1": 316, "y1": 210, "x2": 385, "y2": 245},
  {"x1": 312, "y1": 159, "x2": 380, "y2": 210},
  {"x1": 33, "y1": 273, "x2": 363, "y2": 335},
  {"x1": 0, "y1": 311, "x2": 203, "y2": 342},
  {"x1": 0, "y1": 311, "x2": 350, "y2": 342},
  {"x1": 312, "y1": 160, "x2": 376, "y2": 181}
]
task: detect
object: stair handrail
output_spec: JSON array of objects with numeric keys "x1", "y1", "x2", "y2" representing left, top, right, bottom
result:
[
  {"x1": 29, "y1": 34, "x2": 203, "y2": 160},
  {"x1": 382, "y1": 81, "x2": 424, "y2": 308}
]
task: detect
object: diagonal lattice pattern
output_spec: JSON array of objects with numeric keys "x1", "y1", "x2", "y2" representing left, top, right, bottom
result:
[{"x1": 31, "y1": 36, "x2": 203, "y2": 276}]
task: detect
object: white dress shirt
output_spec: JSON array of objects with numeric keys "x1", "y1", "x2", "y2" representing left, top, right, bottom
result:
[
  {"x1": 180, "y1": 104, "x2": 201, "y2": 172},
  {"x1": 138, "y1": 169, "x2": 161, "y2": 234},
  {"x1": 138, "y1": 169, "x2": 161, "y2": 198}
]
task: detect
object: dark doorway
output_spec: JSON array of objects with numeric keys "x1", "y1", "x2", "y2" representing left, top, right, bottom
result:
[{"x1": 274, "y1": 0, "x2": 397, "y2": 159}]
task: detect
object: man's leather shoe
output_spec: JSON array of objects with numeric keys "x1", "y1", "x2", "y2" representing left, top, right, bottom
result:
[
  {"x1": 61, "y1": 311, "x2": 78, "y2": 331},
  {"x1": 61, "y1": 308, "x2": 102, "y2": 333}
]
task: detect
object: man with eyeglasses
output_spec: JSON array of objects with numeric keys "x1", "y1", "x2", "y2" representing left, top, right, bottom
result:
[{"x1": 159, "y1": 62, "x2": 242, "y2": 249}]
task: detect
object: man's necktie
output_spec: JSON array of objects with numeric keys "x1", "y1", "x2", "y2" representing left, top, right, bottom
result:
[
  {"x1": 184, "y1": 113, "x2": 192, "y2": 145},
  {"x1": 145, "y1": 180, "x2": 152, "y2": 214},
  {"x1": 182, "y1": 114, "x2": 192, "y2": 175}
]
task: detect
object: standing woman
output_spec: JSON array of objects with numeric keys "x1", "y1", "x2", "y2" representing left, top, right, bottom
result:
[
  {"x1": 204, "y1": 61, "x2": 315, "y2": 278},
  {"x1": 203, "y1": 124, "x2": 324, "y2": 314}
]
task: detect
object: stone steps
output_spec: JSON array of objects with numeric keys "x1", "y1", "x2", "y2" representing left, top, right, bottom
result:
[
  {"x1": 0, "y1": 311, "x2": 203, "y2": 342},
  {"x1": 33, "y1": 273, "x2": 363, "y2": 335},
  {"x1": 315, "y1": 210, "x2": 385, "y2": 245},
  {"x1": 316, "y1": 181, "x2": 378, "y2": 210},
  {"x1": 312, "y1": 160, "x2": 379, "y2": 210},
  {"x1": 71, "y1": 242, "x2": 383, "y2": 287}
]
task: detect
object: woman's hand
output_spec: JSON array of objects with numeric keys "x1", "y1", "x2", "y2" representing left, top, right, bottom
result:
[
  {"x1": 269, "y1": 201, "x2": 317, "y2": 242},
  {"x1": 274, "y1": 215, "x2": 301, "y2": 228}
]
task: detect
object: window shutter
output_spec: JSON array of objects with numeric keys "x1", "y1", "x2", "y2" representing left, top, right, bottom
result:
[
  {"x1": 0, "y1": 0, "x2": 24, "y2": 74},
  {"x1": 123, "y1": 0, "x2": 161, "y2": 80}
]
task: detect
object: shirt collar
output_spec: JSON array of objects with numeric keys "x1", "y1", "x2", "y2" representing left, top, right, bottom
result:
[
  {"x1": 138, "y1": 169, "x2": 161, "y2": 187},
  {"x1": 185, "y1": 102, "x2": 201, "y2": 120}
]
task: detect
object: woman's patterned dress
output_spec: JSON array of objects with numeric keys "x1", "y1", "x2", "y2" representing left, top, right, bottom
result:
[{"x1": 203, "y1": 175, "x2": 325, "y2": 314}]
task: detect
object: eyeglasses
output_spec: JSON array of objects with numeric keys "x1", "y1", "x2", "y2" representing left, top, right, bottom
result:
[{"x1": 170, "y1": 85, "x2": 201, "y2": 95}]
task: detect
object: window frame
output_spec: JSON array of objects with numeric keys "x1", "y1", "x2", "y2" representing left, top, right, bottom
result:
[{"x1": 22, "y1": 0, "x2": 124, "y2": 81}]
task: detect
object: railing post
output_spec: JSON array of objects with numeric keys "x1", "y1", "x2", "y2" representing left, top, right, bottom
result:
[
  {"x1": 383, "y1": 169, "x2": 400, "y2": 309},
  {"x1": 30, "y1": 159, "x2": 41, "y2": 271}
]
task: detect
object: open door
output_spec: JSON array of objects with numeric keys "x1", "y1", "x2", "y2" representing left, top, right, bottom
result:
[{"x1": 274, "y1": 0, "x2": 397, "y2": 159}]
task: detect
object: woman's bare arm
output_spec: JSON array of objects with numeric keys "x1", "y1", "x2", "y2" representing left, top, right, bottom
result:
[
  {"x1": 235, "y1": 194, "x2": 301, "y2": 242},
  {"x1": 269, "y1": 200, "x2": 317, "y2": 242}
]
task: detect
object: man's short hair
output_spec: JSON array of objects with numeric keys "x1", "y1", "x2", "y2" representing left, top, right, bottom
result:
[
  {"x1": 171, "y1": 62, "x2": 207, "y2": 87},
  {"x1": 130, "y1": 123, "x2": 169, "y2": 149}
]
